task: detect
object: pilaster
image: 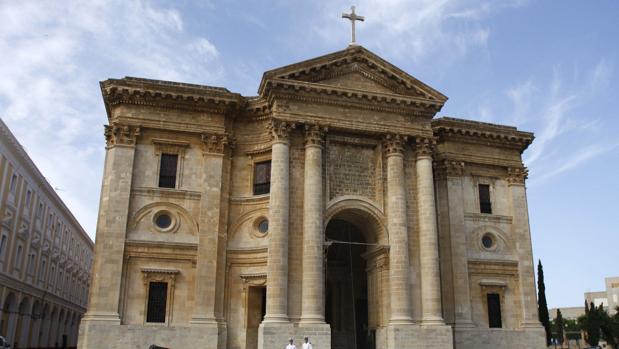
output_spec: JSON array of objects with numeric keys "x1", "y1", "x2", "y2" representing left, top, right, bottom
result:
[
  {"x1": 191, "y1": 133, "x2": 231, "y2": 326},
  {"x1": 82, "y1": 123, "x2": 140, "y2": 324},
  {"x1": 507, "y1": 167, "x2": 542, "y2": 328}
]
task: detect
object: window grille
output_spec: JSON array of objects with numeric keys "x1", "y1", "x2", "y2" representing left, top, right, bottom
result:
[
  {"x1": 158, "y1": 154, "x2": 178, "y2": 188},
  {"x1": 253, "y1": 161, "x2": 271, "y2": 195},
  {"x1": 147, "y1": 282, "x2": 168, "y2": 323},
  {"x1": 478, "y1": 184, "x2": 492, "y2": 214},
  {"x1": 487, "y1": 293, "x2": 502, "y2": 328}
]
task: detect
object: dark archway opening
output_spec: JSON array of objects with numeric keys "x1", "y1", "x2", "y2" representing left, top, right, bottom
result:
[{"x1": 325, "y1": 219, "x2": 373, "y2": 349}]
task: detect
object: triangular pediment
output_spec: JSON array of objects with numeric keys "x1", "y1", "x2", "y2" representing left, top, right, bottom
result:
[{"x1": 258, "y1": 45, "x2": 448, "y2": 104}]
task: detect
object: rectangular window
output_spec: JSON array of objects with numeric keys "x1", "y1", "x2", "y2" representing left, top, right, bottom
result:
[
  {"x1": 9, "y1": 173, "x2": 17, "y2": 194},
  {"x1": 487, "y1": 293, "x2": 502, "y2": 328},
  {"x1": 146, "y1": 282, "x2": 168, "y2": 323},
  {"x1": 479, "y1": 184, "x2": 492, "y2": 214},
  {"x1": 27, "y1": 252, "x2": 35, "y2": 274},
  {"x1": 37, "y1": 202, "x2": 43, "y2": 218},
  {"x1": 25, "y1": 190, "x2": 32, "y2": 208},
  {"x1": 253, "y1": 161, "x2": 271, "y2": 195},
  {"x1": 15, "y1": 245, "x2": 23, "y2": 270},
  {"x1": 158, "y1": 154, "x2": 178, "y2": 188},
  {"x1": 39, "y1": 259, "x2": 46, "y2": 281},
  {"x1": 0, "y1": 235, "x2": 7, "y2": 260}
]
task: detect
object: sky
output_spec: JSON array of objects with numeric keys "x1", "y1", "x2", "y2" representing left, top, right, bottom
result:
[{"x1": 0, "y1": 0, "x2": 617, "y2": 310}]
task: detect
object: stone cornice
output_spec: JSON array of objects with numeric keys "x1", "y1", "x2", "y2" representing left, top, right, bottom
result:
[
  {"x1": 100, "y1": 77, "x2": 244, "y2": 119},
  {"x1": 263, "y1": 78, "x2": 442, "y2": 119},
  {"x1": 433, "y1": 117, "x2": 534, "y2": 153}
]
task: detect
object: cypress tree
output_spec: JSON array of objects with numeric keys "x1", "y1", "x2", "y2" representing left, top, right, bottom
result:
[
  {"x1": 555, "y1": 309, "x2": 565, "y2": 345},
  {"x1": 537, "y1": 260, "x2": 551, "y2": 346}
]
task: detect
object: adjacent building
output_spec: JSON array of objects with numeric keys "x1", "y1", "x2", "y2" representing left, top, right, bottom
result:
[
  {"x1": 585, "y1": 276, "x2": 619, "y2": 314},
  {"x1": 0, "y1": 119, "x2": 94, "y2": 348},
  {"x1": 79, "y1": 45, "x2": 545, "y2": 349}
]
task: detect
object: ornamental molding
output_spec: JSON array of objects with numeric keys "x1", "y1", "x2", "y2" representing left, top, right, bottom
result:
[
  {"x1": 382, "y1": 134, "x2": 407, "y2": 156},
  {"x1": 100, "y1": 77, "x2": 243, "y2": 116},
  {"x1": 268, "y1": 119, "x2": 296, "y2": 144},
  {"x1": 259, "y1": 45, "x2": 447, "y2": 104},
  {"x1": 152, "y1": 138, "x2": 190, "y2": 157},
  {"x1": 415, "y1": 137, "x2": 436, "y2": 158},
  {"x1": 104, "y1": 123, "x2": 141, "y2": 147},
  {"x1": 201, "y1": 133, "x2": 233, "y2": 154},
  {"x1": 433, "y1": 117, "x2": 534, "y2": 153},
  {"x1": 304, "y1": 124, "x2": 327, "y2": 147},
  {"x1": 507, "y1": 167, "x2": 528, "y2": 185},
  {"x1": 266, "y1": 80, "x2": 440, "y2": 119}
]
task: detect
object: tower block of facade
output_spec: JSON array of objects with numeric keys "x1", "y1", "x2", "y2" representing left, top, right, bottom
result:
[{"x1": 78, "y1": 46, "x2": 546, "y2": 349}]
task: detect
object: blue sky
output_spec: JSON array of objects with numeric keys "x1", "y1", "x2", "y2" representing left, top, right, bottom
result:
[{"x1": 0, "y1": 0, "x2": 617, "y2": 309}]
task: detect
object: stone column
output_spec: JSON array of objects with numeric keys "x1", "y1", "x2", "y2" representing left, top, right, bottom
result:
[
  {"x1": 384, "y1": 134, "x2": 414, "y2": 324},
  {"x1": 300, "y1": 125, "x2": 325, "y2": 324},
  {"x1": 81, "y1": 124, "x2": 140, "y2": 324},
  {"x1": 263, "y1": 120, "x2": 294, "y2": 322},
  {"x1": 191, "y1": 134, "x2": 229, "y2": 326},
  {"x1": 416, "y1": 138, "x2": 444, "y2": 325},
  {"x1": 507, "y1": 167, "x2": 542, "y2": 328}
]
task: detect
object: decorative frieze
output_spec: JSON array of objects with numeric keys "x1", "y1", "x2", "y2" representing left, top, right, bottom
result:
[
  {"x1": 104, "y1": 123, "x2": 141, "y2": 147},
  {"x1": 267, "y1": 119, "x2": 295, "y2": 144},
  {"x1": 415, "y1": 137, "x2": 435, "y2": 158},
  {"x1": 304, "y1": 124, "x2": 327, "y2": 147},
  {"x1": 507, "y1": 167, "x2": 528, "y2": 185},
  {"x1": 382, "y1": 134, "x2": 407, "y2": 156},
  {"x1": 201, "y1": 133, "x2": 232, "y2": 154}
]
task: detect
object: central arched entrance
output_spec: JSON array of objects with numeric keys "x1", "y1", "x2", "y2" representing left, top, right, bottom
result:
[{"x1": 325, "y1": 219, "x2": 373, "y2": 349}]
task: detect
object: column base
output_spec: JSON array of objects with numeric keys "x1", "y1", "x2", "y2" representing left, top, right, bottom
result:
[
  {"x1": 296, "y1": 322, "x2": 331, "y2": 349},
  {"x1": 80, "y1": 311, "x2": 121, "y2": 324},
  {"x1": 258, "y1": 321, "x2": 294, "y2": 349},
  {"x1": 454, "y1": 326, "x2": 546, "y2": 349},
  {"x1": 387, "y1": 323, "x2": 453, "y2": 349},
  {"x1": 78, "y1": 322, "x2": 225, "y2": 349}
]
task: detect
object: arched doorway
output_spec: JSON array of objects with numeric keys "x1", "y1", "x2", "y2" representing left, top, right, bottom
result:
[{"x1": 325, "y1": 219, "x2": 372, "y2": 349}]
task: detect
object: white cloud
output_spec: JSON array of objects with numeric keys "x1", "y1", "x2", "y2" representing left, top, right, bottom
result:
[
  {"x1": 0, "y1": 0, "x2": 223, "y2": 238},
  {"x1": 310, "y1": 0, "x2": 527, "y2": 63}
]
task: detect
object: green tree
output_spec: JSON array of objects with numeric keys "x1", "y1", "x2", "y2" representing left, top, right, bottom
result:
[
  {"x1": 578, "y1": 301, "x2": 602, "y2": 346},
  {"x1": 537, "y1": 260, "x2": 551, "y2": 346},
  {"x1": 555, "y1": 309, "x2": 565, "y2": 345},
  {"x1": 599, "y1": 305, "x2": 617, "y2": 347}
]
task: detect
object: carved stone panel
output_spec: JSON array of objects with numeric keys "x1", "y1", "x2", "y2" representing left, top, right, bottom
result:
[{"x1": 327, "y1": 139, "x2": 377, "y2": 201}]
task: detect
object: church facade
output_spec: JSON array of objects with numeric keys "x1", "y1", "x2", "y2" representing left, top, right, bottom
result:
[{"x1": 78, "y1": 46, "x2": 545, "y2": 349}]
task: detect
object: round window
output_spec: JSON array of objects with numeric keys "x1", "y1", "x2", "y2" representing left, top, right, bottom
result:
[
  {"x1": 257, "y1": 219, "x2": 269, "y2": 234},
  {"x1": 155, "y1": 213, "x2": 172, "y2": 230},
  {"x1": 482, "y1": 234, "x2": 494, "y2": 249}
]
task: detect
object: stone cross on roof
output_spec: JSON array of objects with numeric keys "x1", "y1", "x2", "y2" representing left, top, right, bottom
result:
[{"x1": 342, "y1": 6, "x2": 364, "y2": 46}]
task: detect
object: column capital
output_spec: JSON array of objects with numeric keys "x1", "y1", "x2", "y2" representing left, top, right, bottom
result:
[
  {"x1": 415, "y1": 137, "x2": 436, "y2": 158},
  {"x1": 104, "y1": 123, "x2": 140, "y2": 148},
  {"x1": 201, "y1": 133, "x2": 233, "y2": 155},
  {"x1": 433, "y1": 159, "x2": 465, "y2": 179},
  {"x1": 268, "y1": 119, "x2": 296, "y2": 144},
  {"x1": 304, "y1": 124, "x2": 327, "y2": 148},
  {"x1": 507, "y1": 166, "x2": 528, "y2": 186},
  {"x1": 382, "y1": 134, "x2": 407, "y2": 156}
]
